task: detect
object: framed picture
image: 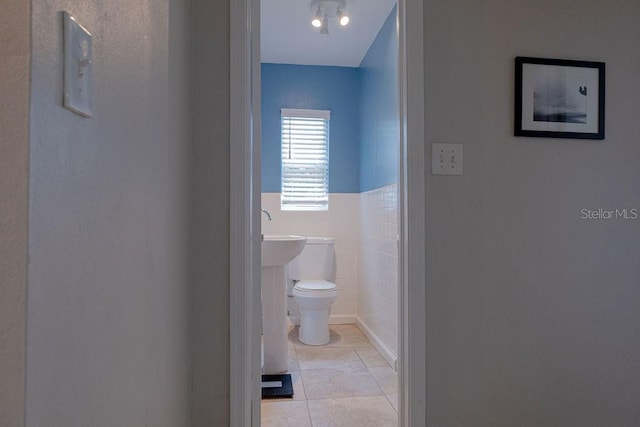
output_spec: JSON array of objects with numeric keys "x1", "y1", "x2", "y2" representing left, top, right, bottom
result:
[{"x1": 515, "y1": 56, "x2": 605, "y2": 140}]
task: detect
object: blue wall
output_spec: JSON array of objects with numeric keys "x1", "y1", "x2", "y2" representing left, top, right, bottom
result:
[
  {"x1": 359, "y1": 6, "x2": 399, "y2": 192},
  {"x1": 261, "y1": 6, "x2": 398, "y2": 194},
  {"x1": 261, "y1": 64, "x2": 360, "y2": 193}
]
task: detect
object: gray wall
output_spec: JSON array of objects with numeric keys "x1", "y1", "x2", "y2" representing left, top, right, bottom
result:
[
  {"x1": 26, "y1": 0, "x2": 191, "y2": 425},
  {"x1": 0, "y1": 0, "x2": 29, "y2": 425},
  {"x1": 17, "y1": 1, "x2": 640, "y2": 426},
  {"x1": 190, "y1": 0, "x2": 231, "y2": 425},
  {"x1": 424, "y1": 0, "x2": 640, "y2": 425}
]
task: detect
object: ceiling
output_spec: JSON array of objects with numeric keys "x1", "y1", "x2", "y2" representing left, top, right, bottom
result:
[{"x1": 261, "y1": 0, "x2": 397, "y2": 67}]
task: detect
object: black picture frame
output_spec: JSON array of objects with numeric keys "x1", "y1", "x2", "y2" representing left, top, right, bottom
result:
[{"x1": 515, "y1": 56, "x2": 605, "y2": 140}]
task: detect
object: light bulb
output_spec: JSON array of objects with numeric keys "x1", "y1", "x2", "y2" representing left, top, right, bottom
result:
[
  {"x1": 337, "y1": 8, "x2": 349, "y2": 26},
  {"x1": 311, "y1": 7, "x2": 322, "y2": 28}
]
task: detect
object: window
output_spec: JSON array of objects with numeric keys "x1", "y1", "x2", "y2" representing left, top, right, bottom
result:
[{"x1": 281, "y1": 108, "x2": 330, "y2": 211}]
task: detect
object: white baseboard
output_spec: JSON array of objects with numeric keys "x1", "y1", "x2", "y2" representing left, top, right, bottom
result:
[
  {"x1": 288, "y1": 314, "x2": 355, "y2": 327},
  {"x1": 329, "y1": 314, "x2": 356, "y2": 324},
  {"x1": 355, "y1": 316, "x2": 398, "y2": 371}
]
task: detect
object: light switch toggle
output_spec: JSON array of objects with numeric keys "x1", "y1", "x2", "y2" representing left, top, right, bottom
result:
[{"x1": 78, "y1": 40, "x2": 91, "y2": 79}]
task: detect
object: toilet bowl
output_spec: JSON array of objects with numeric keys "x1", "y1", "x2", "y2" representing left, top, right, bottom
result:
[
  {"x1": 288, "y1": 237, "x2": 338, "y2": 346},
  {"x1": 293, "y1": 280, "x2": 338, "y2": 345}
]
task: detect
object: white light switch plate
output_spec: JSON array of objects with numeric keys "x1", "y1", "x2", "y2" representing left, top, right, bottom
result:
[
  {"x1": 432, "y1": 143, "x2": 463, "y2": 175},
  {"x1": 63, "y1": 12, "x2": 93, "y2": 117}
]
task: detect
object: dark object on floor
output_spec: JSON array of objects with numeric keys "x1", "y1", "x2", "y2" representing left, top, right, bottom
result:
[{"x1": 261, "y1": 374, "x2": 293, "y2": 399}]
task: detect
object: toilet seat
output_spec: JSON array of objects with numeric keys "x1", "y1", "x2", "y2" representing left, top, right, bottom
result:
[
  {"x1": 294, "y1": 280, "x2": 337, "y2": 294},
  {"x1": 292, "y1": 279, "x2": 338, "y2": 345}
]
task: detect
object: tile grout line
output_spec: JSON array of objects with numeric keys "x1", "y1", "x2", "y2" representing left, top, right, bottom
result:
[
  {"x1": 291, "y1": 326, "x2": 314, "y2": 426},
  {"x1": 367, "y1": 366, "x2": 398, "y2": 415}
]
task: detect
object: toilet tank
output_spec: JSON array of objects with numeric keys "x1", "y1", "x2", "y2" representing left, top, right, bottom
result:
[{"x1": 288, "y1": 237, "x2": 335, "y2": 281}]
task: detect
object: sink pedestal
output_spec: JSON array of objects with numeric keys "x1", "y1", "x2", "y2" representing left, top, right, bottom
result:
[
  {"x1": 260, "y1": 234, "x2": 306, "y2": 375},
  {"x1": 261, "y1": 265, "x2": 289, "y2": 374}
]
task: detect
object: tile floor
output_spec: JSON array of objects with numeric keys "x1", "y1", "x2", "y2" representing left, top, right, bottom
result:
[{"x1": 261, "y1": 324, "x2": 398, "y2": 427}]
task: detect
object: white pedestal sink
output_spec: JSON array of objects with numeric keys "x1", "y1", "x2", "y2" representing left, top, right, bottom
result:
[{"x1": 261, "y1": 235, "x2": 306, "y2": 374}]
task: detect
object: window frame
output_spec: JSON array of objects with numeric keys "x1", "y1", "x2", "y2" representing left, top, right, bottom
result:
[{"x1": 280, "y1": 108, "x2": 331, "y2": 211}]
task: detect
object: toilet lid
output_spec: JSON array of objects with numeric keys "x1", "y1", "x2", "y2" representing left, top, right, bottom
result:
[{"x1": 294, "y1": 280, "x2": 337, "y2": 293}]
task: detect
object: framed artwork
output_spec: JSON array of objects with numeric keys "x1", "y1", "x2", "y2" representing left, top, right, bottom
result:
[{"x1": 515, "y1": 56, "x2": 605, "y2": 140}]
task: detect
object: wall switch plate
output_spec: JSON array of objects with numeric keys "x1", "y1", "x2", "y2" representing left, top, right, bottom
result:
[
  {"x1": 63, "y1": 12, "x2": 93, "y2": 117},
  {"x1": 432, "y1": 143, "x2": 463, "y2": 175}
]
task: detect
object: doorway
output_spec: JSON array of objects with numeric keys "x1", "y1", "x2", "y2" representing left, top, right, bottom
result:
[{"x1": 229, "y1": 0, "x2": 426, "y2": 425}]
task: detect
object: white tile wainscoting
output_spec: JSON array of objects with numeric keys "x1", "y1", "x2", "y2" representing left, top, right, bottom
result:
[
  {"x1": 262, "y1": 193, "x2": 360, "y2": 324},
  {"x1": 261, "y1": 185, "x2": 399, "y2": 367},
  {"x1": 357, "y1": 184, "x2": 399, "y2": 366}
]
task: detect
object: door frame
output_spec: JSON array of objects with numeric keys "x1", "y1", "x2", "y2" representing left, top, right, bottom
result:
[{"x1": 229, "y1": 0, "x2": 426, "y2": 425}]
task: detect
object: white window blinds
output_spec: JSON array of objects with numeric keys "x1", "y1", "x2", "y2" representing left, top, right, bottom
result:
[{"x1": 281, "y1": 108, "x2": 330, "y2": 211}]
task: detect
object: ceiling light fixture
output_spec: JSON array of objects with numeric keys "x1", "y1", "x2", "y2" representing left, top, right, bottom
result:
[{"x1": 309, "y1": 0, "x2": 349, "y2": 35}]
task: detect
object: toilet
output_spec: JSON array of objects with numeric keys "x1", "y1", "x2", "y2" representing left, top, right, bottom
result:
[{"x1": 288, "y1": 237, "x2": 338, "y2": 345}]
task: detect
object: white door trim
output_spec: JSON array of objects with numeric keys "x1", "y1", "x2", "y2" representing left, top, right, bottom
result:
[
  {"x1": 230, "y1": 0, "x2": 262, "y2": 425},
  {"x1": 397, "y1": 0, "x2": 426, "y2": 424},
  {"x1": 229, "y1": 0, "x2": 426, "y2": 425}
]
